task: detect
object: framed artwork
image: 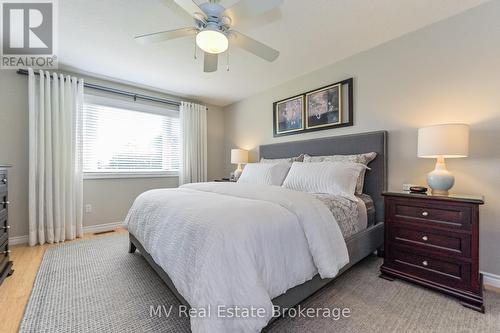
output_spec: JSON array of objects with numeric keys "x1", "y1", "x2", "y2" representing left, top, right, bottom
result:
[
  {"x1": 274, "y1": 95, "x2": 304, "y2": 135},
  {"x1": 273, "y1": 78, "x2": 353, "y2": 137},
  {"x1": 306, "y1": 83, "x2": 341, "y2": 129}
]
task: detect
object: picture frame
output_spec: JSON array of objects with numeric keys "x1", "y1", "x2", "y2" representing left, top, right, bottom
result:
[
  {"x1": 272, "y1": 78, "x2": 353, "y2": 137},
  {"x1": 305, "y1": 83, "x2": 342, "y2": 129},
  {"x1": 273, "y1": 95, "x2": 304, "y2": 135}
]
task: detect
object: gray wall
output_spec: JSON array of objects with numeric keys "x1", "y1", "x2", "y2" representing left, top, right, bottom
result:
[
  {"x1": 223, "y1": 2, "x2": 500, "y2": 275},
  {"x1": 0, "y1": 69, "x2": 225, "y2": 238}
]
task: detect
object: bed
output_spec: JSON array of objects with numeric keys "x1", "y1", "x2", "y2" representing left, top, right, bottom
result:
[{"x1": 126, "y1": 130, "x2": 387, "y2": 332}]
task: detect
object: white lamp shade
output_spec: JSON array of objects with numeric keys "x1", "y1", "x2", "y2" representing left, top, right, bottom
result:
[
  {"x1": 231, "y1": 149, "x2": 248, "y2": 164},
  {"x1": 418, "y1": 124, "x2": 469, "y2": 158}
]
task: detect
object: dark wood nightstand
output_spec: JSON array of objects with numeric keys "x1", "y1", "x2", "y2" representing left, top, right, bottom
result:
[
  {"x1": 380, "y1": 191, "x2": 485, "y2": 312},
  {"x1": 213, "y1": 178, "x2": 236, "y2": 182}
]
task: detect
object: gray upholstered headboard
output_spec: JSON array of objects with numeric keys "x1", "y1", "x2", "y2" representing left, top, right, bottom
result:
[{"x1": 259, "y1": 131, "x2": 387, "y2": 223}]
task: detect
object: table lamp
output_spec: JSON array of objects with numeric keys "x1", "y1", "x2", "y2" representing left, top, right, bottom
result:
[
  {"x1": 417, "y1": 124, "x2": 469, "y2": 195},
  {"x1": 231, "y1": 149, "x2": 248, "y2": 180}
]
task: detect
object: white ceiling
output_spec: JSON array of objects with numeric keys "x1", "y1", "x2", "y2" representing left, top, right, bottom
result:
[{"x1": 59, "y1": 0, "x2": 489, "y2": 106}]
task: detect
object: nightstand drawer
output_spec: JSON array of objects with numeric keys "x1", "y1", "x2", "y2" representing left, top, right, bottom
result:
[
  {"x1": 388, "y1": 198, "x2": 472, "y2": 231},
  {"x1": 389, "y1": 224, "x2": 471, "y2": 258},
  {"x1": 387, "y1": 245, "x2": 471, "y2": 290},
  {"x1": 0, "y1": 213, "x2": 8, "y2": 245},
  {"x1": 0, "y1": 192, "x2": 7, "y2": 217},
  {"x1": 0, "y1": 172, "x2": 6, "y2": 193},
  {"x1": 0, "y1": 239, "x2": 10, "y2": 276}
]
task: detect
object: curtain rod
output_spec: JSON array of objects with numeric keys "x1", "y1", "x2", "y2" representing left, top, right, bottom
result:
[{"x1": 16, "y1": 69, "x2": 184, "y2": 108}]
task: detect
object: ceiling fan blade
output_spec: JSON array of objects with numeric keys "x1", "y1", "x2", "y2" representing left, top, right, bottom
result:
[
  {"x1": 204, "y1": 52, "x2": 218, "y2": 72},
  {"x1": 230, "y1": 31, "x2": 279, "y2": 62},
  {"x1": 172, "y1": 0, "x2": 207, "y2": 20},
  {"x1": 135, "y1": 27, "x2": 197, "y2": 44},
  {"x1": 223, "y1": 0, "x2": 283, "y2": 22}
]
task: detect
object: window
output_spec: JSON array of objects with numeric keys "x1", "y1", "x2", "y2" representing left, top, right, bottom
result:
[{"x1": 82, "y1": 96, "x2": 180, "y2": 178}]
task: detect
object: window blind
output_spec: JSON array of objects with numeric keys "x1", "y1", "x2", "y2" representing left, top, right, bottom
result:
[{"x1": 82, "y1": 102, "x2": 180, "y2": 173}]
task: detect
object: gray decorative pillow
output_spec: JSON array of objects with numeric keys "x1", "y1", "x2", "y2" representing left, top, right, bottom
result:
[
  {"x1": 260, "y1": 154, "x2": 304, "y2": 163},
  {"x1": 303, "y1": 152, "x2": 377, "y2": 194}
]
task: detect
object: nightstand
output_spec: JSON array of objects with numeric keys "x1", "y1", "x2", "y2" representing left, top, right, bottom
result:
[
  {"x1": 213, "y1": 178, "x2": 236, "y2": 182},
  {"x1": 380, "y1": 191, "x2": 485, "y2": 312}
]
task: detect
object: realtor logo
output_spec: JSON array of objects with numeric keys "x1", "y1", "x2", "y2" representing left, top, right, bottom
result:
[{"x1": 1, "y1": 0, "x2": 57, "y2": 69}]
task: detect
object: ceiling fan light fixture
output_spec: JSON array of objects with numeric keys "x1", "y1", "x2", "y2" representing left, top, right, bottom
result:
[{"x1": 196, "y1": 29, "x2": 228, "y2": 54}]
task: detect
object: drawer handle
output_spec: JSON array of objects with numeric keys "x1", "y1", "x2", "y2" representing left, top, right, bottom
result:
[
  {"x1": 2, "y1": 201, "x2": 9, "y2": 206},
  {"x1": 421, "y1": 211, "x2": 429, "y2": 217},
  {"x1": 422, "y1": 236, "x2": 428, "y2": 241},
  {"x1": 422, "y1": 260, "x2": 428, "y2": 266},
  {"x1": 1, "y1": 178, "x2": 6, "y2": 184},
  {"x1": 2, "y1": 250, "x2": 11, "y2": 254},
  {"x1": 3, "y1": 225, "x2": 10, "y2": 230}
]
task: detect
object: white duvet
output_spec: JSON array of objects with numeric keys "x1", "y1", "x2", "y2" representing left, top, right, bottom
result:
[{"x1": 125, "y1": 182, "x2": 349, "y2": 333}]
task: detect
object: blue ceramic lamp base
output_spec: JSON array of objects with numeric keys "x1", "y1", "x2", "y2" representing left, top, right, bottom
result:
[
  {"x1": 427, "y1": 156, "x2": 454, "y2": 196},
  {"x1": 233, "y1": 164, "x2": 243, "y2": 180}
]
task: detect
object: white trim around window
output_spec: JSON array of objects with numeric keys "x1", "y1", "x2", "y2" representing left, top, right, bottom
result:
[
  {"x1": 84, "y1": 93, "x2": 180, "y2": 117},
  {"x1": 83, "y1": 171, "x2": 178, "y2": 180},
  {"x1": 82, "y1": 93, "x2": 181, "y2": 179}
]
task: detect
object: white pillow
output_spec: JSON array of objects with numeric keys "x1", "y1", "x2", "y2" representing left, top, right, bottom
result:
[
  {"x1": 303, "y1": 152, "x2": 377, "y2": 194},
  {"x1": 282, "y1": 162, "x2": 367, "y2": 200},
  {"x1": 237, "y1": 162, "x2": 291, "y2": 186}
]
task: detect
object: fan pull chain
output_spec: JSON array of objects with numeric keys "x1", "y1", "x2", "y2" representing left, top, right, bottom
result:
[
  {"x1": 194, "y1": 38, "x2": 197, "y2": 60},
  {"x1": 226, "y1": 48, "x2": 230, "y2": 72}
]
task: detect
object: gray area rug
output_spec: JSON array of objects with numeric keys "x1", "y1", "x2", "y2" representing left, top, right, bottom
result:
[{"x1": 20, "y1": 234, "x2": 500, "y2": 333}]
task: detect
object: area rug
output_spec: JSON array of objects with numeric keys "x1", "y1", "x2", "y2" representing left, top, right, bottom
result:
[{"x1": 20, "y1": 234, "x2": 500, "y2": 332}]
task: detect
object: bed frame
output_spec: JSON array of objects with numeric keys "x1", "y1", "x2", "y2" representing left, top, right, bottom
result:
[{"x1": 129, "y1": 130, "x2": 387, "y2": 322}]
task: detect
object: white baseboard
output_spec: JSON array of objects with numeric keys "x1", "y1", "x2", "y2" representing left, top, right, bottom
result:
[
  {"x1": 482, "y1": 271, "x2": 500, "y2": 289},
  {"x1": 83, "y1": 221, "x2": 124, "y2": 234},
  {"x1": 8, "y1": 221, "x2": 124, "y2": 245},
  {"x1": 9, "y1": 235, "x2": 29, "y2": 245}
]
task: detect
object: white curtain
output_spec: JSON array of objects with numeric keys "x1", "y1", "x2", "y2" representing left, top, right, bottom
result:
[
  {"x1": 28, "y1": 68, "x2": 84, "y2": 246},
  {"x1": 179, "y1": 101, "x2": 207, "y2": 185}
]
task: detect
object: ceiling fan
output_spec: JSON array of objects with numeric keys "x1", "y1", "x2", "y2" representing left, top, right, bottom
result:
[{"x1": 135, "y1": 0, "x2": 282, "y2": 72}]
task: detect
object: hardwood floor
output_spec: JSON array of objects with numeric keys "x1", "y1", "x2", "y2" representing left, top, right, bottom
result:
[
  {"x1": 485, "y1": 284, "x2": 500, "y2": 294},
  {"x1": 0, "y1": 229, "x2": 127, "y2": 333},
  {"x1": 0, "y1": 228, "x2": 499, "y2": 333}
]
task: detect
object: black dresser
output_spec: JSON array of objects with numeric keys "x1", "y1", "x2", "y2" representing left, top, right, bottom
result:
[{"x1": 0, "y1": 165, "x2": 12, "y2": 285}]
